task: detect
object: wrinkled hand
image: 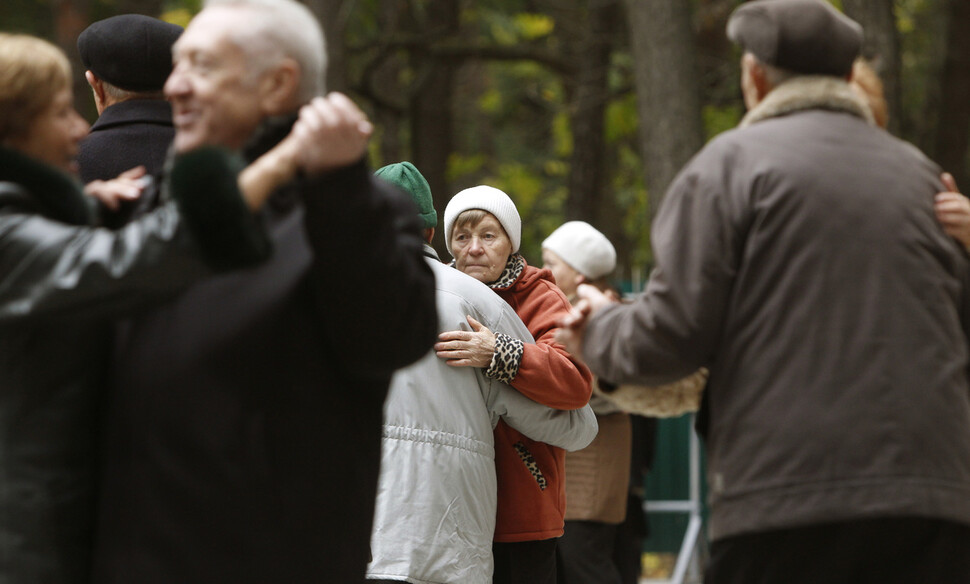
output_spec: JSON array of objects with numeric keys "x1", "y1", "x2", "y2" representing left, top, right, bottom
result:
[
  {"x1": 285, "y1": 92, "x2": 374, "y2": 176},
  {"x1": 555, "y1": 284, "x2": 618, "y2": 360},
  {"x1": 84, "y1": 166, "x2": 148, "y2": 211},
  {"x1": 935, "y1": 173, "x2": 970, "y2": 250},
  {"x1": 435, "y1": 315, "x2": 496, "y2": 368}
]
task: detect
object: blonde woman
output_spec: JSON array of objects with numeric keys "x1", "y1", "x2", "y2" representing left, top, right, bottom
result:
[{"x1": 0, "y1": 32, "x2": 307, "y2": 582}]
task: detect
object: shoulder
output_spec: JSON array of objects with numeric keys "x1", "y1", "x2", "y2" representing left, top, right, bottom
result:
[{"x1": 433, "y1": 262, "x2": 516, "y2": 322}]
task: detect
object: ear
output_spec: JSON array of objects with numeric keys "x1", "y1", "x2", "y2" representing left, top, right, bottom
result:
[
  {"x1": 257, "y1": 58, "x2": 301, "y2": 115},
  {"x1": 741, "y1": 53, "x2": 771, "y2": 109},
  {"x1": 85, "y1": 71, "x2": 107, "y2": 113},
  {"x1": 424, "y1": 227, "x2": 435, "y2": 244}
]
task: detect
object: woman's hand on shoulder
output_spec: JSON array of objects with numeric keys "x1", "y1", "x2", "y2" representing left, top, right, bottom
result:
[
  {"x1": 435, "y1": 315, "x2": 496, "y2": 368},
  {"x1": 84, "y1": 166, "x2": 147, "y2": 211}
]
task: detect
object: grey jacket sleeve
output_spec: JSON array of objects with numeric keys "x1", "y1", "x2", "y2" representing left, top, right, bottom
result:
[
  {"x1": 583, "y1": 142, "x2": 746, "y2": 386},
  {"x1": 483, "y1": 294, "x2": 598, "y2": 451},
  {"x1": 488, "y1": 385, "x2": 598, "y2": 451}
]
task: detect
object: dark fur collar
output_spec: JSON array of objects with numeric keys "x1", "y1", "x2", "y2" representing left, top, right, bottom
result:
[{"x1": 0, "y1": 145, "x2": 90, "y2": 225}]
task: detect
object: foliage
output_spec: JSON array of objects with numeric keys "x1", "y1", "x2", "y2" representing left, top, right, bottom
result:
[{"x1": 5, "y1": 0, "x2": 963, "y2": 282}]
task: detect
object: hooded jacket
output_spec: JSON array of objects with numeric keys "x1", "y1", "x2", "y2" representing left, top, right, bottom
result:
[
  {"x1": 367, "y1": 249, "x2": 597, "y2": 584},
  {"x1": 582, "y1": 77, "x2": 970, "y2": 541}
]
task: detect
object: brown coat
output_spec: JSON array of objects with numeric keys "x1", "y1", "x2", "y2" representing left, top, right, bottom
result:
[
  {"x1": 564, "y1": 410, "x2": 631, "y2": 523},
  {"x1": 583, "y1": 77, "x2": 970, "y2": 542}
]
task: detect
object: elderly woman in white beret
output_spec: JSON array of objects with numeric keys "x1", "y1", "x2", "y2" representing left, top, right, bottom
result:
[
  {"x1": 540, "y1": 221, "x2": 633, "y2": 583},
  {"x1": 434, "y1": 186, "x2": 592, "y2": 584}
]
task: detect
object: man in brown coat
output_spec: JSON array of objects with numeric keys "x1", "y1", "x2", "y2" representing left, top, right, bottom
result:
[{"x1": 558, "y1": 1, "x2": 970, "y2": 583}]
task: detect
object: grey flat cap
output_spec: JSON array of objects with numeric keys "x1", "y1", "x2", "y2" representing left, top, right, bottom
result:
[
  {"x1": 78, "y1": 14, "x2": 183, "y2": 92},
  {"x1": 727, "y1": 0, "x2": 863, "y2": 77}
]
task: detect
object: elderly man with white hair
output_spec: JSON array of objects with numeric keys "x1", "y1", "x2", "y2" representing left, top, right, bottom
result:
[{"x1": 92, "y1": 1, "x2": 437, "y2": 583}]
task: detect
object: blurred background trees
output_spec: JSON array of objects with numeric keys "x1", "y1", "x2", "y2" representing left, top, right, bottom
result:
[{"x1": 5, "y1": 0, "x2": 967, "y2": 287}]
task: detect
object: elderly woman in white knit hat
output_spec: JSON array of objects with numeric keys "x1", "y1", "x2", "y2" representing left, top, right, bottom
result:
[
  {"x1": 435, "y1": 185, "x2": 593, "y2": 584},
  {"x1": 541, "y1": 221, "x2": 619, "y2": 303},
  {"x1": 541, "y1": 221, "x2": 633, "y2": 584}
]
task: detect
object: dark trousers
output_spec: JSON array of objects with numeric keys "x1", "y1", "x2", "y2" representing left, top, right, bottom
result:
[
  {"x1": 494, "y1": 539, "x2": 559, "y2": 584},
  {"x1": 557, "y1": 520, "x2": 622, "y2": 584},
  {"x1": 706, "y1": 517, "x2": 970, "y2": 584}
]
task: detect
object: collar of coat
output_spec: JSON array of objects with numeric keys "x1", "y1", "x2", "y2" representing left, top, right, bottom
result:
[
  {"x1": 446, "y1": 252, "x2": 526, "y2": 290},
  {"x1": 0, "y1": 145, "x2": 91, "y2": 225},
  {"x1": 486, "y1": 253, "x2": 526, "y2": 290},
  {"x1": 739, "y1": 76, "x2": 874, "y2": 129}
]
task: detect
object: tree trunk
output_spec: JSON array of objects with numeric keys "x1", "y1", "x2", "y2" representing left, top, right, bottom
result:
[
  {"x1": 304, "y1": 0, "x2": 349, "y2": 93},
  {"x1": 53, "y1": 0, "x2": 92, "y2": 118},
  {"x1": 933, "y1": 0, "x2": 970, "y2": 189},
  {"x1": 563, "y1": 0, "x2": 620, "y2": 229},
  {"x1": 623, "y1": 0, "x2": 704, "y2": 220},
  {"x1": 373, "y1": 0, "x2": 407, "y2": 166},
  {"x1": 410, "y1": 0, "x2": 459, "y2": 255},
  {"x1": 841, "y1": 0, "x2": 902, "y2": 136}
]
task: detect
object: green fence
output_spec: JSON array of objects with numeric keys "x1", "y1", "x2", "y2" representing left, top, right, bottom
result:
[{"x1": 641, "y1": 415, "x2": 708, "y2": 554}]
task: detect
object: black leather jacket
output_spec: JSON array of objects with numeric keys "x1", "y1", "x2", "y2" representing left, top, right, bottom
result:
[{"x1": 0, "y1": 145, "x2": 266, "y2": 583}]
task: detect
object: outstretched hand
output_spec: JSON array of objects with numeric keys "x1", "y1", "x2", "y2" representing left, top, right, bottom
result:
[
  {"x1": 555, "y1": 284, "x2": 618, "y2": 361},
  {"x1": 935, "y1": 172, "x2": 970, "y2": 251},
  {"x1": 84, "y1": 166, "x2": 148, "y2": 211},
  {"x1": 435, "y1": 315, "x2": 497, "y2": 368}
]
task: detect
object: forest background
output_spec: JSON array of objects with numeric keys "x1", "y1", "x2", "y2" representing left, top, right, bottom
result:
[{"x1": 4, "y1": 0, "x2": 968, "y2": 287}]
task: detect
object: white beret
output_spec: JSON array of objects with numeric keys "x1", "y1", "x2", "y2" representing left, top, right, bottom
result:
[
  {"x1": 541, "y1": 221, "x2": 616, "y2": 279},
  {"x1": 443, "y1": 185, "x2": 522, "y2": 255}
]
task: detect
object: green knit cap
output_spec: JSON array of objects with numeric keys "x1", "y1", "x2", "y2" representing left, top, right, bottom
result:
[{"x1": 375, "y1": 161, "x2": 437, "y2": 229}]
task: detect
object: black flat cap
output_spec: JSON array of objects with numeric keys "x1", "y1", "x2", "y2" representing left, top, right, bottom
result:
[
  {"x1": 78, "y1": 14, "x2": 183, "y2": 92},
  {"x1": 727, "y1": 0, "x2": 863, "y2": 77}
]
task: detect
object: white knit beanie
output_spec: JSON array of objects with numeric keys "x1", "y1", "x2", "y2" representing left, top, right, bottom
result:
[
  {"x1": 541, "y1": 221, "x2": 616, "y2": 279},
  {"x1": 443, "y1": 185, "x2": 522, "y2": 256}
]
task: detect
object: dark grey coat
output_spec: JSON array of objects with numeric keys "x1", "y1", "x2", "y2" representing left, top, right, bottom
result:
[
  {"x1": 77, "y1": 99, "x2": 174, "y2": 184},
  {"x1": 582, "y1": 77, "x2": 970, "y2": 542},
  {"x1": 77, "y1": 99, "x2": 175, "y2": 228}
]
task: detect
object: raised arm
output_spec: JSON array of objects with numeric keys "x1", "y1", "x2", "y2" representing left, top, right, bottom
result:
[
  {"x1": 295, "y1": 94, "x2": 437, "y2": 377},
  {"x1": 575, "y1": 151, "x2": 741, "y2": 387}
]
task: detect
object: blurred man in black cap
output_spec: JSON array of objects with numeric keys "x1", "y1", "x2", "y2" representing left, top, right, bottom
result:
[
  {"x1": 77, "y1": 14, "x2": 182, "y2": 226},
  {"x1": 557, "y1": 1, "x2": 970, "y2": 582}
]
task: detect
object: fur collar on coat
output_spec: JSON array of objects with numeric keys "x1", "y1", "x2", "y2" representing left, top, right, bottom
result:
[
  {"x1": 0, "y1": 145, "x2": 91, "y2": 225},
  {"x1": 740, "y1": 76, "x2": 874, "y2": 129}
]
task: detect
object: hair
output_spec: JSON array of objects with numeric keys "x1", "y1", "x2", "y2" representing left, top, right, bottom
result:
[
  {"x1": 759, "y1": 59, "x2": 797, "y2": 88},
  {"x1": 204, "y1": 0, "x2": 327, "y2": 102},
  {"x1": 850, "y1": 58, "x2": 889, "y2": 129},
  {"x1": 451, "y1": 209, "x2": 511, "y2": 241},
  {"x1": 0, "y1": 33, "x2": 72, "y2": 143},
  {"x1": 101, "y1": 80, "x2": 164, "y2": 102}
]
